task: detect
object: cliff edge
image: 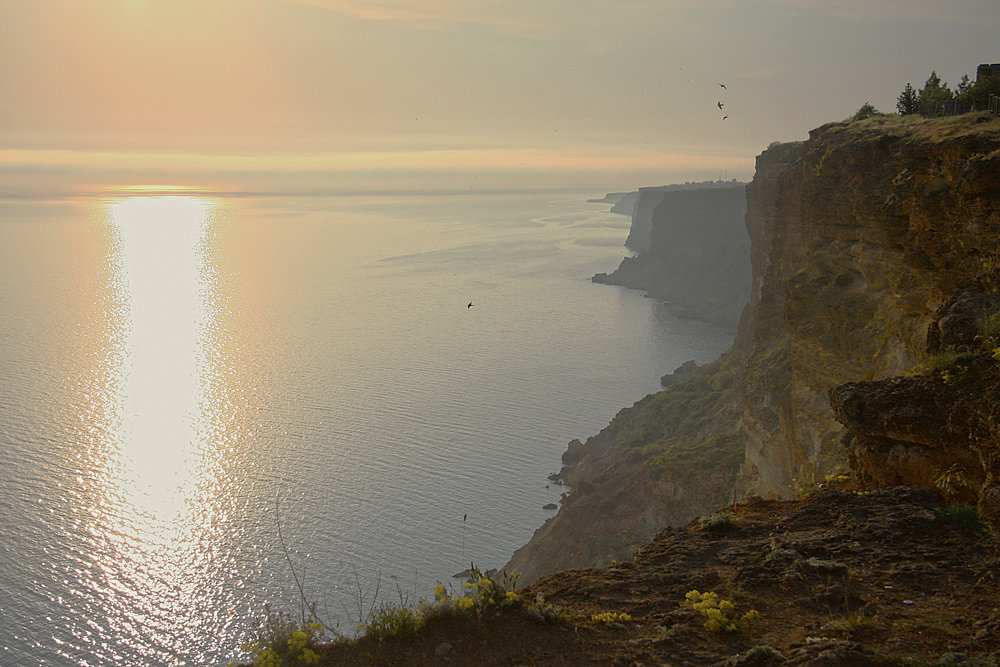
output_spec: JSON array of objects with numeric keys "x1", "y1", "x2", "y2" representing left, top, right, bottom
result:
[{"x1": 508, "y1": 112, "x2": 1000, "y2": 584}]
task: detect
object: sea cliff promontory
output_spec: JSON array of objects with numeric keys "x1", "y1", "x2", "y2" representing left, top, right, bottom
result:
[
  {"x1": 592, "y1": 181, "x2": 750, "y2": 326},
  {"x1": 508, "y1": 112, "x2": 1000, "y2": 584}
]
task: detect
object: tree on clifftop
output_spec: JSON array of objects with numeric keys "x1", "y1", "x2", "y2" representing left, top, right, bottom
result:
[
  {"x1": 917, "y1": 70, "x2": 954, "y2": 116},
  {"x1": 897, "y1": 67, "x2": 1000, "y2": 116},
  {"x1": 956, "y1": 71, "x2": 1000, "y2": 111},
  {"x1": 896, "y1": 82, "x2": 919, "y2": 115}
]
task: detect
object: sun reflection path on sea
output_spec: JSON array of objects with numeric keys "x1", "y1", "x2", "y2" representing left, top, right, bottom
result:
[
  {"x1": 111, "y1": 197, "x2": 209, "y2": 519},
  {"x1": 85, "y1": 196, "x2": 241, "y2": 663}
]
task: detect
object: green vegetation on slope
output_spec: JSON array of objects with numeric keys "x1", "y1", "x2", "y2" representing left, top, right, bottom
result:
[{"x1": 626, "y1": 351, "x2": 743, "y2": 476}]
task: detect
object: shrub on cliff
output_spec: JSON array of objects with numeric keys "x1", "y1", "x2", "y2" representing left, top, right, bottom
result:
[
  {"x1": 851, "y1": 102, "x2": 879, "y2": 121},
  {"x1": 937, "y1": 501, "x2": 989, "y2": 537},
  {"x1": 239, "y1": 607, "x2": 323, "y2": 667},
  {"x1": 685, "y1": 590, "x2": 759, "y2": 634}
]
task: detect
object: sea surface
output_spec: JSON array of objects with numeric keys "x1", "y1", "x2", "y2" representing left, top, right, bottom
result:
[{"x1": 0, "y1": 191, "x2": 735, "y2": 665}]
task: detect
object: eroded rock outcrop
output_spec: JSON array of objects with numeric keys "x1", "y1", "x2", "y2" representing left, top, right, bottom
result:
[{"x1": 830, "y1": 270, "x2": 1000, "y2": 522}]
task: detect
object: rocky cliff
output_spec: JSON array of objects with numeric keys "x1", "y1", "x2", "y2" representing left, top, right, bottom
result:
[
  {"x1": 593, "y1": 182, "x2": 750, "y2": 325},
  {"x1": 507, "y1": 112, "x2": 1000, "y2": 584},
  {"x1": 829, "y1": 269, "x2": 1000, "y2": 524},
  {"x1": 506, "y1": 351, "x2": 744, "y2": 584},
  {"x1": 738, "y1": 113, "x2": 1000, "y2": 498}
]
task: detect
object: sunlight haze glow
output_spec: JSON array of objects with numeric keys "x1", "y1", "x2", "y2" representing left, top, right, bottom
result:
[{"x1": 2, "y1": 0, "x2": 997, "y2": 195}]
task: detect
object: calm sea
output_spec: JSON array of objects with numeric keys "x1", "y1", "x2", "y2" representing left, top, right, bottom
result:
[{"x1": 0, "y1": 191, "x2": 734, "y2": 665}]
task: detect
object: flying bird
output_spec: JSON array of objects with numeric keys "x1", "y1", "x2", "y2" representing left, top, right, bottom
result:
[
  {"x1": 723, "y1": 115, "x2": 728, "y2": 120},
  {"x1": 719, "y1": 83, "x2": 726, "y2": 89},
  {"x1": 717, "y1": 101, "x2": 724, "y2": 109},
  {"x1": 467, "y1": 302, "x2": 474, "y2": 308}
]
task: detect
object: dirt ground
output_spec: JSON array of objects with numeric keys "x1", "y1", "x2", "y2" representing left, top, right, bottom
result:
[{"x1": 310, "y1": 486, "x2": 999, "y2": 666}]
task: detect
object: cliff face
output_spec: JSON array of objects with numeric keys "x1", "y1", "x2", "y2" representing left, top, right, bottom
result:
[
  {"x1": 508, "y1": 113, "x2": 1000, "y2": 583},
  {"x1": 738, "y1": 114, "x2": 1000, "y2": 498},
  {"x1": 829, "y1": 270, "x2": 1000, "y2": 523},
  {"x1": 622, "y1": 187, "x2": 667, "y2": 252},
  {"x1": 593, "y1": 184, "x2": 750, "y2": 325}
]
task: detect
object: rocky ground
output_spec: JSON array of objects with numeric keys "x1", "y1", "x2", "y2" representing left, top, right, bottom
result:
[{"x1": 310, "y1": 486, "x2": 999, "y2": 665}]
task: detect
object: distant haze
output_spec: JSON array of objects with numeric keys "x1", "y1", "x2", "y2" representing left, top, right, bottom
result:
[{"x1": 2, "y1": 0, "x2": 997, "y2": 196}]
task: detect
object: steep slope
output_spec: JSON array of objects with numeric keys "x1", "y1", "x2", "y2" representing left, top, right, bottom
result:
[
  {"x1": 505, "y1": 353, "x2": 743, "y2": 584},
  {"x1": 508, "y1": 112, "x2": 1000, "y2": 583}
]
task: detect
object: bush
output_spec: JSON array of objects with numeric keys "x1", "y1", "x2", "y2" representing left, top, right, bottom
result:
[
  {"x1": 685, "y1": 590, "x2": 759, "y2": 633},
  {"x1": 363, "y1": 604, "x2": 423, "y2": 641},
  {"x1": 239, "y1": 606, "x2": 323, "y2": 666},
  {"x1": 591, "y1": 611, "x2": 633, "y2": 626},
  {"x1": 356, "y1": 564, "x2": 523, "y2": 643},
  {"x1": 741, "y1": 645, "x2": 786, "y2": 665},
  {"x1": 453, "y1": 565, "x2": 522, "y2": 613},
  {"x1": 825, "y1": 612, "x2": 873, "y2": 633},
  {"x1": 700, "y1": 512, "x2": 735, "y2": 532},
  {"x1": 852, "y1": 102, "x2": 879, "y2": 121},
  {"x1": 917, "y1": 351, "x2": 974, "y2": 386},
  {"x1": 938, "y1": 502, "x2": 988, "y2": 537},
  {"x1": 801, "y1": 557, "x2": 849, "y2": 576}
]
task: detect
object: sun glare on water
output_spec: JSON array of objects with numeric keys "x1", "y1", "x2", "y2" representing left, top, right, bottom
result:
[
  {"x1": 82, "y1": 195, "x2": 240, "y2": 661},
  {"x1": 108, "y1": 196, "x2": 213, "y2": 521}
]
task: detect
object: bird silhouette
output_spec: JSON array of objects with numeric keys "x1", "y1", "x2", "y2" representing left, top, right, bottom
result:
[
  {"x1": 719, "y1": 83, "x2": 726, "y2": 89},
  {"x1": 717, "y1": 101, "x2": 724, "y2": 109},
  {"x1": 467, "y1": 302, "x2": 474, "y2": 308},
  {"x1": 723, "y1": 115, "x2": 728, "y2": 120}
]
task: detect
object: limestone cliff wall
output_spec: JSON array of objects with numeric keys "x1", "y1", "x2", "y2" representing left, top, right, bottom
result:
[
  {"x1": 594, "y1": 184, "x2": 750, "y2": 325},
  {"x1": 738, "y1": 114, "x2": 1000, "y2": 498},
  {"x1": 507, "y1": 113, "x2": 1000, "y2": 583},
  {"x1": 622, "y1": 187, "x2": 666, "y2": 252}
]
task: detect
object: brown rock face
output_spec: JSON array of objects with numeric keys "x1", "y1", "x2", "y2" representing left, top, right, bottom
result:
[
  {"x1": 829, "y1": 270, "x2": 1000, "y2": 521},
  {"x1": 738, "y1": 114, "x2": 1000, "y2": 498},
  {"x1": 506, "y1": 113, "x2": 1000, "y2": 582}
]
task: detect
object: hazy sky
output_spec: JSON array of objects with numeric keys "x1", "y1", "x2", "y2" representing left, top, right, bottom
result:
[{"x1": 2, "y1": 0, "x2": 997, "y2": 196}]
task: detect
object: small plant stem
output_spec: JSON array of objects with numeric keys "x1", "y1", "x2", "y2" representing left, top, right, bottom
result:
[{"x1": 275, "y1": 492, "x2": 310, "y2": 627}]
